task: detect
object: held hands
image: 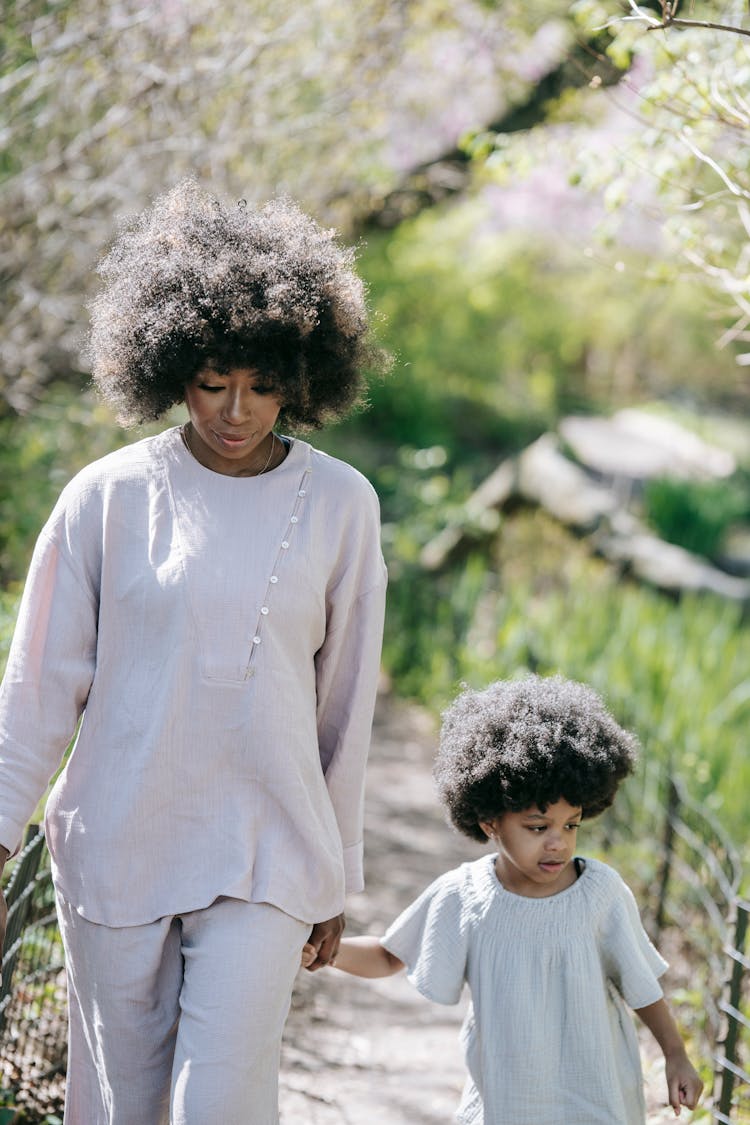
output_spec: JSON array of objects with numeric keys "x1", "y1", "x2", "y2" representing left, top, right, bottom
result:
[
  {"x1": 302, "y1": 912, "x2": 345, "y2": 971},
  {"x1": 665, "y1": 1051, "x2": 704, "y2": 1116}
]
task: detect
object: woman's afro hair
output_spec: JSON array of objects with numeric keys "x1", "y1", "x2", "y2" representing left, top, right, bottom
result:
[
  {"x1": 434, "y1": 675, "x2": 638, "y2": 842},
  {"x1": 84, "y1": 179, "x2": 387, "y2": 427}
]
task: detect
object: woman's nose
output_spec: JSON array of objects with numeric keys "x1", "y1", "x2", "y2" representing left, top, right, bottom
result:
[{"x1": 222, "y1": 388, "x2": 251, "y2": 422}]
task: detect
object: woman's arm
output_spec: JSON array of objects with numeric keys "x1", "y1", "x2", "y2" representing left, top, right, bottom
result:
[
  {"x1": 634, "y1": 998, "x2": 704, "y2": 1115},
  {"x1": 303, "y1": 936, "x2": 404, "y2": 978},
  {"x1": 0, "y1": 845, "x2": 8, "y2": 966}
]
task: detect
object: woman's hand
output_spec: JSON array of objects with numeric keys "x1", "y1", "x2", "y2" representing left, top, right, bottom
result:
[{"x1": 303, "y1": 912, "x2": 345, "y2": 971}]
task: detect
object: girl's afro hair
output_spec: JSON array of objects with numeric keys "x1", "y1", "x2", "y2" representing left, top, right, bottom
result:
[
  {"x1": 434, "y1": 675, "x2": 638, "y2": 842},
  {"x1": 84, "y1": 179, "x2": 388, "y2": 427}
]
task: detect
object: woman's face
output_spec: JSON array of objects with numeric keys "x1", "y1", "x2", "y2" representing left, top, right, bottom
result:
[{"x1": 183, "y1": 367, "x2": 283, "y2": 475}]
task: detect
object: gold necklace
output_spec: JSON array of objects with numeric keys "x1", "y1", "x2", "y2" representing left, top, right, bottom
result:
[{"x1": 182, "y1": 425, "x2": 277, "y2": 476}]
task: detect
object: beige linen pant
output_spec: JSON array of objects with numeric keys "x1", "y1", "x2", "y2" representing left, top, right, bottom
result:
[{"x1": 56, "y1": 894, "x2": 310, "y2": 1125}]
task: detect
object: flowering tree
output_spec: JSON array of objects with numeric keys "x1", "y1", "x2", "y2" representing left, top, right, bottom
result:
[{"x1": 0, "y1": 0, "x2": 573, "y2": 413}]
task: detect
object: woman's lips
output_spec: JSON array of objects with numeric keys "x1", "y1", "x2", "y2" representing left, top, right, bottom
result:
[{"x1": 212, "y1": 430, "x2": 254, "y2": 447}]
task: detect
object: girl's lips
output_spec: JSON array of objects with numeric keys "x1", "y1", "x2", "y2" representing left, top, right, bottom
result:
[{"x1": 539, "y1": 860, "x2": 564, "y2": 870}]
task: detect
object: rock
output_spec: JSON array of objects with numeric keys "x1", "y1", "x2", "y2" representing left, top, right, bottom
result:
[
  {"x1": 419, "y1": 458, "x2": 516, "y2": 570},
  {"x1": 559, "y1": 410, "x2": 736, "y2": 482},
  {"x1": 517, "y1": 434, "x2": 617, "y2": 530},
  {"x1": 596, "y1": 529, "x2": 750, "y2": 601}
]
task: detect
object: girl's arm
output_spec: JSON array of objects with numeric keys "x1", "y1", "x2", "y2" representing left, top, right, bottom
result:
[
  {"x1": 302, "y1": 936, "x2": 404, "y2": 978},
  {"x1": 634, "y1": 998, "x2": 704, "y2": 1115}
]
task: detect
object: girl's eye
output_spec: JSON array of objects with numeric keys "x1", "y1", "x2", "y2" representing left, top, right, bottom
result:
[
  {"x1": 566, "y1": 823, "x2": 581, "y2": 831},
  {"x1": 197, "y1": 383, "x2": 224, "y2": 393}
]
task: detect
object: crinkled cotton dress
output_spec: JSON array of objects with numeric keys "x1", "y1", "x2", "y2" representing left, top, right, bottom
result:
[{"x1": 382, "y1": 855, "x2": 667, "y2": 1125}]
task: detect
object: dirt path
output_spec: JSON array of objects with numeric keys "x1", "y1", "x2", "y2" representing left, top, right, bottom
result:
[{"x1": 279, "y1": 693, "x2": 685, "y2": 1124}]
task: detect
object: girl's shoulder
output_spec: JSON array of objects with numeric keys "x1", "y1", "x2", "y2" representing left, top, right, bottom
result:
[{"x1": 416, "y1": 855, "x2": 499, "y2": 923}]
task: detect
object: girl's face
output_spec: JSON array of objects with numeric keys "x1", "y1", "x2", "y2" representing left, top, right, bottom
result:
[
  {"x1": 183, "y1": 367, "x2": 282, "y2": 476},
  {"x1": 480, "y1": 798, "x2": 583, "y2": 898}
]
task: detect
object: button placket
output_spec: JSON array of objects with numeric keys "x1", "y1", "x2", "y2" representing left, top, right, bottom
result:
[{"x1": 243, "y1": 467, "x2": 311, "y2": 679}]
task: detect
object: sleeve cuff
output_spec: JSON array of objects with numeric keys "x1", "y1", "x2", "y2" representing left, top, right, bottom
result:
[{"x1": 342, "y1": 840, "x2": 364, "y2": 894}]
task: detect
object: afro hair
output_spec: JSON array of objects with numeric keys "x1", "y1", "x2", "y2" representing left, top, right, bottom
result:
[
  {"x1": 434, "y1": 675, "x2": 638, "y2": 843},
  {"x1": 84, "y1": 179, "x2": 387, "y2": 427}
]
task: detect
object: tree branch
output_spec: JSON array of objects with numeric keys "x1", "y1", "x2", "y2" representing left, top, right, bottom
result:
[
  {"x1": 648, "y1": 16, "x2": 750, "y2": 40},
  {"x1": 623, "y1": 1, "x2": 750, "y2": 39}
]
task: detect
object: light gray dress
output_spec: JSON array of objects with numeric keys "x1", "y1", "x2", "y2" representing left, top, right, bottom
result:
[{"x1": 382, "y1": 855, "x2": 667, "y2": 1125}]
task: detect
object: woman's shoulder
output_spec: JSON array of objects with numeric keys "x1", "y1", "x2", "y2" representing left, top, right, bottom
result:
[
  {"x1": 302, "y1": 442, "x2": 380, "y2": 502},
  {"x1": 63, "y1": 429, "x2": 170, "y2": 491},
  {"x1": 47, "y1": 431, "x2": 173, "y2": 528}
]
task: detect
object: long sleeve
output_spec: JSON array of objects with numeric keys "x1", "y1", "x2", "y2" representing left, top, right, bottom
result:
[
  {"x1": 0, "y1": 527, "x2": 98, "y2": 854},
  {"x1": 315, "y1": 576, "x2": 386, "y2": 893}
]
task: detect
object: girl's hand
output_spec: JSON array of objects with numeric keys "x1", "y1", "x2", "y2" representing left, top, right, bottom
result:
[
  {"x1": 300, "y1": 943, "x2": 316, "y2": 969},
  {"x1": 665, "y1": 1052, "x2": 703, "y2": 1115},
  {"x1": 303, "y1": 912, "x2": 345, "y2": 971}
]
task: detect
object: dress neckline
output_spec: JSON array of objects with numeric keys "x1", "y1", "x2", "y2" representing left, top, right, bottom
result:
[{"x1": 482, "y1": 851, "x2": 590, "y2": 904}]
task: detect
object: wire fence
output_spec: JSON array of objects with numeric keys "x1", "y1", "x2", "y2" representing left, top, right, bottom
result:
[
  {"x1": 0, "y1": 829, "x2": 65, "y2": 1122},
  {"x1": 0, "y1": 775, "x2": 748, "y2": 1123},
  {"x1": 605, "y1": 772, "x2": 750, "y2": 1124}
]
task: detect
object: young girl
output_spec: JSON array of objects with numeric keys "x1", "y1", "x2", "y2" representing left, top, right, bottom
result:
[{"x1": 303, "y1": 675, "x2": 704, "y2": 1123}]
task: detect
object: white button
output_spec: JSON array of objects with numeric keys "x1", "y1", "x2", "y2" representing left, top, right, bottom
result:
[
  {"x1": 290, "y1": 516, "x2": 298, "y2": 524},
  {"x1": 261, "y1": 606, "x2": 269, "y2": 615},
  {"x1": 281, "y1": 541, "x2": 289, "y2": 549},
  {"x1": 298, "y1": 490, "x2": 306, "y2": 497},
  {"x1": 245, "y1": 667, "x2": 256, "y2": 679},
  {"x1": 270, "y1": 576, "x2": 278, "y2": 583},
  {"x1": 252, "y1": 636, "x2": 261, "y2": 645}
]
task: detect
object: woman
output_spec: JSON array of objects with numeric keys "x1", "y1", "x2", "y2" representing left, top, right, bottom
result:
[{"x1": 0, "y1": 180, "x2": 388, "y2": 1124}]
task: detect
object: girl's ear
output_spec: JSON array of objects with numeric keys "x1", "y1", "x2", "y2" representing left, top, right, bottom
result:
[{"x1": 478, "y1": 818, "x2": 497, "y2": 841}]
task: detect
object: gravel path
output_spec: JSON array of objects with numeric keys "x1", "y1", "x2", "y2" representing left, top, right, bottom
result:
[{"x1": 279, "y1": 693, "x2": 690, "y2": 1124}]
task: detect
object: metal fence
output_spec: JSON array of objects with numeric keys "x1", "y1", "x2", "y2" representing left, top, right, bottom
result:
[
  {"x1": 606, "y1": 772, "x2": 750, "y2": 1123},
  {"x1": 0, "y1": 828, "x2": 66, "y2": 1121},
  {"x1": 0, "y1": 781, "x2": 748, "y2": 1123}
]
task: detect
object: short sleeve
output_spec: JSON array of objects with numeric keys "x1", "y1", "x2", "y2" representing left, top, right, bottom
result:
[
  {"x1": 381, "y1": 871, "x2": 470, "y2": 1005},
  {"x1": 601, "y1": 874, "x2": 668, "y2": 1010}
]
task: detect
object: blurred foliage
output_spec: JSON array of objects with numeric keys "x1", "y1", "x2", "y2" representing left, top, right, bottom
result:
[
  {"x1": 349, "y1": 200, "x2": 744, "y2": 461},
  {"x1": 469, "y1": 0, "x2": 750, "y2": 380},
  {"x1": 644, "y1": 473, "x2": 750, "y2": 558},
  {"x1": 0, "y1": 0, "x2": 575, "y2": 414},
  {"x1": 0, "y1": 386, "x2": 131, "y2": 582},
  {"x1": 381, "y1": 505, "x2": 750, "y2": 844}
]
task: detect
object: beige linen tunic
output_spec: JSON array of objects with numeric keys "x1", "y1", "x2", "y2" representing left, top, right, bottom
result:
[{"x1": 0, "y1": 428, "x2": 386, "y2": 927}]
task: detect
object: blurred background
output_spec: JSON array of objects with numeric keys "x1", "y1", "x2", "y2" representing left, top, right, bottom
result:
[
  {"x1": 3, "y1": 1, "x2": 750, "y2": 1118},
  {"x1": 3, "y1": 0, "x2": 749, "y2": 837}
]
